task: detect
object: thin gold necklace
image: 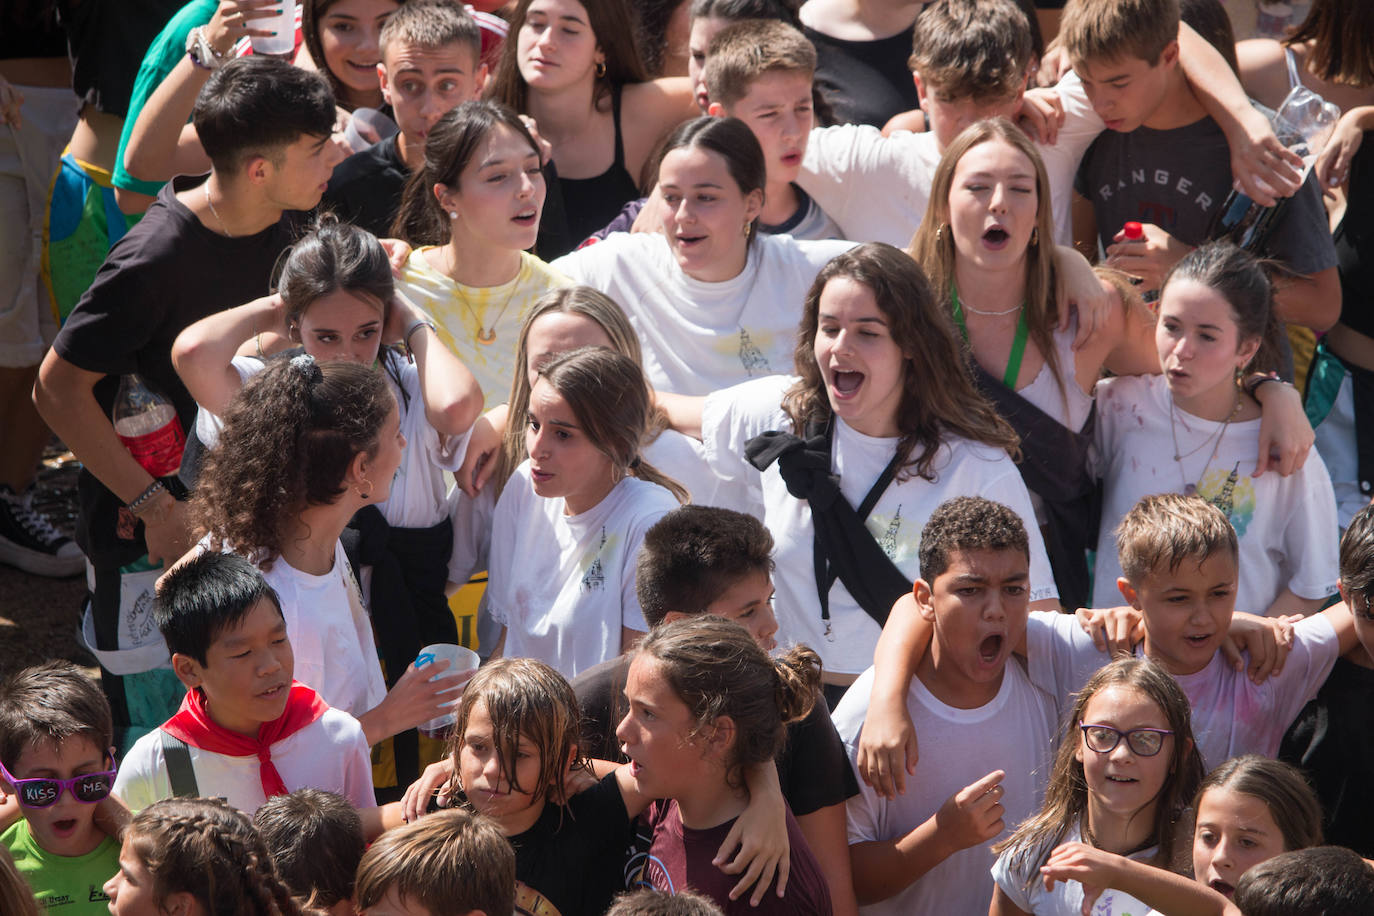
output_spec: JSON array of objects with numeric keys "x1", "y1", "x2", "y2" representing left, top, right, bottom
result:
[
  {"x1": 443, "y1": 247, "x2": 522, "y2": 345},
  {"x1": 1170, "y1": 391, "x2": 1242, "y2": 497}
]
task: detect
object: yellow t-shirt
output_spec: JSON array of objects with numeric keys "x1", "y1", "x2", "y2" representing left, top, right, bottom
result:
[{"x1": 397, "y1": 248, "x2": 570, "y2": 409}]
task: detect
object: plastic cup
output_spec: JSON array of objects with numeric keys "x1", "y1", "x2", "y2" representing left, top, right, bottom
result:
[
  {"x1": 250, "y1": 0, "x2": 298, "y2": 57},
  {"x1": 415, "y1": 643, "x2": 479, "y2": 739}
]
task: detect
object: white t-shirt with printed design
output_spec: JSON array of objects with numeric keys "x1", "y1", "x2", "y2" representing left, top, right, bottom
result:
[
  {"x1": 700, "y1": 374, "x2": 1057, "y2": 676},
  {"x1": 551, "y1": 233, "x2": 855, "y2": 395},
  {"x1": 486, "y1": 464, "x2": 679, "y2": 678},
  {"x1": 395, "y1": 248, "x2": 570, "y2": 411},
  {"x1": 1026, "y1": 609, "x2": 1340, "y2": 771},
  {"x1": 1091, "y1": 373, "x2": 1340, "y2": 613}
]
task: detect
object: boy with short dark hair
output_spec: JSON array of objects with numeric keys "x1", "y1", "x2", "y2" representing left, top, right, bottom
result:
[
  {"x1": 1233, "y1": 846, "x2": 1374, "y2": 916},
  {"x1": 571, "y1": 505, "x2": 860, "y2": 916},
  {"x1": 0, "y1": 662, "x2": 119, "y2": 913},
  {"x1": 702, "y1": 19, "x2": 840, "y2": 239},
  {"x1": 33, "y1": 56, "x2": 342, "y2": 738},
  {"x1": 112, "y1": 551, "x2": 374, "y2": 815},
  {"x1": 1280, "y1": 502, "x2": 1374, "y2": 857},
  {"x1": 255, "y1": 788, "x2": 366, "y2": 916},
  {"x1": 832, "y1": 495, "x2": 1057, "y2": 915},
  {"x1": 1062, "y1": 0, "x2": 1340, "y2": 329},
  {"x1": 325, "y1": 0, "x2": 487, "y2": 236},
  {"x1": 353, "y1": 808, "x2": 515, "y2": 916}
]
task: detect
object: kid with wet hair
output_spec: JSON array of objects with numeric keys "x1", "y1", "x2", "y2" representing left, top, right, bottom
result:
[
  {"x1": 103, "y1": 796, "x2": 306, "y2": 916},
  {"x1": 1281, "y1": 502, "x2": 1374, "y2": 857},
  {"x1": 353, "y1": 808, "x2": 514, "y2": 916},
  {"x1": 0, "y1": 662, "x2": 119, "y2": 913},
  {"x1": 113, "y1": 551, "x2": 374, "y2": 816},
  {"x1": 254, "y1": 789, "x2": 365, "y2": 915}
]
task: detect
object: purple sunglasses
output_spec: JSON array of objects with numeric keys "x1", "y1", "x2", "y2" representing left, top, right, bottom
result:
[{"x1": 0, "y1": 754, "x2": 117, "y2": 808}]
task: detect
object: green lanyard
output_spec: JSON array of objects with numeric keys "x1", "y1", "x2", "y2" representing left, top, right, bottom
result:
[{"x1": 951, "y1": 285, "x2": 1028, "y2": 389}]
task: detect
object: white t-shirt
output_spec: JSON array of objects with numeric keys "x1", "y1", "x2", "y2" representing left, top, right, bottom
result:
[
  {"x1": 991, "y1": 825, "x2": 1155, "y2": 916},
  {"x1": 1026, "y1": 610, "x2": 1340, "y2": 770},
  {"x1": 486, "y1": 464, "x2": 679, "y2": 677},
  {"x1": 396, "y1": 249, "x2": 570, "y2": 411},
  {"x1": 797, "y1": 74, "x2": 1104, "y2": 248},
  {"x1": 259, "y1": 540, "x2": 388, "y2": 717},
  {"x1": 701, "y1": 375, "x2": 1057, "y2": 675},
  {"x1": 194, "y1": 355, "x2": 468, "y2": 529},
  {"x1": 833, "y1": 661, "x2": 1057, "y2": 916},
  {"x1": 113, "y1": 708, "x2": 375, "y2": 815},
  {"x1": 551, "y1": 232, "x2": 855, "y2": 395},
  {"x1": 1091, "y1": 373, "x2": 1340, "y2": 612}
]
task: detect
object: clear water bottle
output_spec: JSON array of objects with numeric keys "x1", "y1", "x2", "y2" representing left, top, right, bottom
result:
[
  {"x1": 112, "y1": 374, "x2": 185, "y2": 478},
  {"x1": 1205, "y1": 84, "x2": 1340, "y2": 253}
]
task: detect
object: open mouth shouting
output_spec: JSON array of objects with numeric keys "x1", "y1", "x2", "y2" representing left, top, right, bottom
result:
[
  {"x1": 982, "y1": 224, "x2": 1011, "y2": 251},
  {"x1": 978, "y1": 632, "x2": 1005, "y2": 664},
  {"x1": 829, "y1": 367, "x2": 864, "y2": 400}
]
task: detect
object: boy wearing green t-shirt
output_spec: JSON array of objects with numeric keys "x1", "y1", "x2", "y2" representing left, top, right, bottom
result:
[{"x1": 0, "y1": 663, "x2": 120, "y2": 912}]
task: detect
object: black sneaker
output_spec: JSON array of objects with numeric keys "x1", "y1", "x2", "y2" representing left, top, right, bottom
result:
[{"x1": 0, "y1": 484, "x2": 84, "y2": 577}]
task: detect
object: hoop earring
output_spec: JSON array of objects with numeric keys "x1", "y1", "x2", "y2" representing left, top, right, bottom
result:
[
  {"x1": 1029, "y1": 227, "x2": 1039, "y2": 246},
  {"x1": 595, "y1": 60, "x2": 606, "y2": 78},
  {"x1": 355, "y1": 477, "x2": 374, "y2": 501}
]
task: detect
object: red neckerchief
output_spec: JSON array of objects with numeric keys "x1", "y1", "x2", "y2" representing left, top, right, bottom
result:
[{"x1": 161, "y1": 681, "x2": 328, "y2": 798}]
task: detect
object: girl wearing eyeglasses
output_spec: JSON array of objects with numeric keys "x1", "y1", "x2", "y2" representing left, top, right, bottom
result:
[{"x1": 989, "y1": 658, "x2": 1204, "y2": 916}]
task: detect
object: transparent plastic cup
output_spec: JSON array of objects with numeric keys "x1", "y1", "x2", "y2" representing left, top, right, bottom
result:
[
  {"x1": 415, "y1": 644, "x2": 479, "y2": 739},
  {"x1": 250, "y1": 0, "x2": 298, "y2": 56}
]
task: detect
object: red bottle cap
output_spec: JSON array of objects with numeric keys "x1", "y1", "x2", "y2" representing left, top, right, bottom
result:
[{"x1": 1123, "y1": 221, "x2": 1144, "y2": 240}]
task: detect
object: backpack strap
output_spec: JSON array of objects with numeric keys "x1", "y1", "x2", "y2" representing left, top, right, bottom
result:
[{"x1": 159, "y1": 729, "x2": 199, "y2": 798}]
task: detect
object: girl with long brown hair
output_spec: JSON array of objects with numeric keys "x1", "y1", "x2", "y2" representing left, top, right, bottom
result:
[{"x1": 660, "y1": 242, "x2": 1058, "y2": 702}]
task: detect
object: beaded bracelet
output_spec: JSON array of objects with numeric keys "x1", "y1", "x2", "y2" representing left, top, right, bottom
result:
[{"x1": 128, "y1": 480, "x2": 167, "y2": 516}]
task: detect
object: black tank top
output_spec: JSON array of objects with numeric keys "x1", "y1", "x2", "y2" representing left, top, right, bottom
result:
[
  {"x1": 1336, "y1": 131, "x2": 1374, "y2": 338},
  {"x1": 550, "y1": 84, "x2": 642, "y2": 255}
]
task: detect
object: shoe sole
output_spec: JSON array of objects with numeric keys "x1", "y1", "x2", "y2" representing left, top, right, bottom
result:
[{"x1": 0, "y1": 539, "x2": 85, "y2": 578}]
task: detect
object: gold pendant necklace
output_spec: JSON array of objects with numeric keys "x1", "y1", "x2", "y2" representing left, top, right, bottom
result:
[{"x1": 445, "y1": 247, "x2": 522, "y2": 345}]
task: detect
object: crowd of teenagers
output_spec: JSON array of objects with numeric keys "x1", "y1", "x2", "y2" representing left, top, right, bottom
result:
[{"x1": 5, "y1": 0, "x2": 1374, "y2": 913}]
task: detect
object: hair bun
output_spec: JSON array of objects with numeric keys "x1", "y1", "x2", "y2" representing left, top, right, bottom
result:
[{"x1": 290, "y1": 353, "x2": 323, "y2": 384}]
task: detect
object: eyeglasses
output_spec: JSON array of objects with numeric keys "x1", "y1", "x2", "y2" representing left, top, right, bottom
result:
[
  {"x1": 1079, "y1": 722, "x2": 1174, "y2": 757},
  {"x1": 0, "y1": 755, "x2": 117, "y2": 808}
]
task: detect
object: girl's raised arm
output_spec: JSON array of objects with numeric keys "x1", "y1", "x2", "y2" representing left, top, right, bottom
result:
[
  {"x1": 387, "y1": 291, "x2": 484, "y2": 437},
  {"x1": 172, "y1": 293, "x2": 284, "y2": 416}
]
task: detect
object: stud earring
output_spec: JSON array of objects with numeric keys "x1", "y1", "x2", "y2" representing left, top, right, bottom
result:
[
  {"x1": 936, "y1": 224, "x2": 946, "y2": 243},
  {"x1": 449, "y1": 211, "x2": 459, "y2": 220}
]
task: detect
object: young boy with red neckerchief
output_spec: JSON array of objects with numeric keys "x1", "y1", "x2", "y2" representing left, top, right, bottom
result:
[{"x1": 113, "y1": 551, "x2": 374, "y2": 816}]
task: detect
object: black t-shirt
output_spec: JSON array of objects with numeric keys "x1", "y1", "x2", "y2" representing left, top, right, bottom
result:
[
  {"x1": 58, "y1": 0, "x2": 185, "y2": 116},
  {"x1": 453, "y1": 773, "x2": 633, "y2": 916},
  {"x1": 1335, "y1": 131, "x2": 1374, "y2": 338},
  {"x1": 803, "y1": 25, "x2": 920, "y2": 128},
  {"x1": 572, "y1": 655, "x2": 860, "y2": 818},
  {"x1": 53, "y1": 175, "x2": 303, "y2": 567},
  {"x1": 322, "y1": 134, "x2": 409, "y2": 238},
  {"x1": 1279, "y1": 656, "x2": 1374, "y2": 857}
]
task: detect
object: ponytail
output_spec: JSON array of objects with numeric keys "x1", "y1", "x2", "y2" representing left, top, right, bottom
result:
[{"x1": 637, "y1": 616, "x2": 824, "y2": 788}]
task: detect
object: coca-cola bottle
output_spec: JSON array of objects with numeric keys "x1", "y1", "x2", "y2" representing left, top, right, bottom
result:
[{"x1": 112, "y1": 374, "x2": 185, "y2": 478}]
